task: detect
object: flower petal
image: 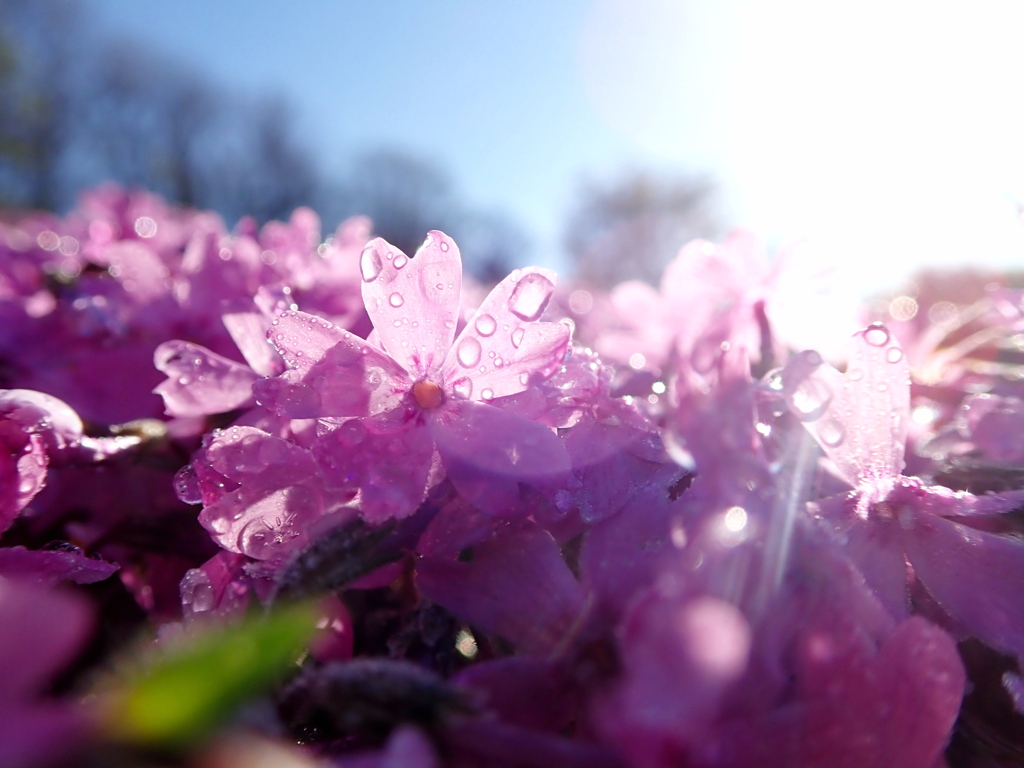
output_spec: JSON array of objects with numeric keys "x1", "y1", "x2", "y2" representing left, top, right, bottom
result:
[
  {"x1": 904, "y1": 513, "x2": 1024, "y2": 661},
  {"x1": 416, "y1": 520, "x2": 584, "y2": 655},
  {"x1": 221, "y1": 308, "x2": 282, "y2": 377},
  {"x1": 783, "y1": 324, "x2": 909, "y2": 488},
  {"x1": 314, "y1": 416, "x2": 434, "y2": 523},
  {"x1": 428, "y1": 400, "x2": 570, "y2": 515},
  {"x1": 256, "y1": 310, "x2": 409, "y2": 418},
  {"x1": 360, "y1": 232, "x2": 461, "y2": 378},
  {"x1": 441, "y1": 267, "x2": 568, "y2": 401},
  {"x1": 154, "y1": 341, "x2": 259, "y2": 417}
]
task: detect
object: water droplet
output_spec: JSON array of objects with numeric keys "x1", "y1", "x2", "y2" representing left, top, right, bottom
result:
[
  {"x1": 389, "y1": 292, "x2": 404, "y2": 307},
  {"x1": 886, "y1": 347, "x2": 904, "y2": 363},
  {"x1": 475, "y1": 313, "x2": 497, "y2": 336},
  {"x1": 181, "y1": 571, "x2": 215, "y2": 613},
  {"x1": 481, "y1": 388, "x2": 494, "y2": 400},
  {"x1": 511, "y1": 327, "x2": 525, "y2": 348},
  {"x1": 508, "y1": 272, "x2": 555, "y2": 321},
  {"x1": 393, "y1": 253, "x2": 408, "y2": 269},
  {"x1": 360, "y1": 246, "x2": 382, "y2": 282},
  {"x1": 818, "y1": 418, "x2": 845, "y2": 447},
  {"x1": 452, "y1": 378, "x2": 472, "y2": 399},
  {"x1": 864, "y1": 324, "x2": 890, "y2": 347},
  {"x1": 789, "y1": 377, "x2": 833, "y2": 422},
  {"x1": 494, "y1": 356, "x2": 504, "y2": 368},
  {"x1": 519, "y1": 372, "x2": 529, "y2": 386},
  {"x1": 440, "y1": 240, "x2": 450, "y2": 252},
  {"x1": 173, "y1": 465, "x2": 202, "y2": 504},
  {"x1": 436, "y1": 283, "x2": 444, "y2": 291},
  {"x1": 457, "y1": 336, "x2": 482, "y2": 368},
  {"x1": 664, "y1": 428, "x2": 697, "y2": 472}
]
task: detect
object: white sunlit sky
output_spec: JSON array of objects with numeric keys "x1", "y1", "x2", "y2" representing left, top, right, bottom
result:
[{"x1": 89, "y1": 0, "x2": 1024, "y2": 297}]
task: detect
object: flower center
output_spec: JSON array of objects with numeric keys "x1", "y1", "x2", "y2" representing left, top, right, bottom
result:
[{"x1": 412, "y1": 379, "x2": 445, "y2": 409}]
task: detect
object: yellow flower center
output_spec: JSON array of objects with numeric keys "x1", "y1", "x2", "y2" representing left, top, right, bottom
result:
[{"x1": 412, "y1": 379, "x2": 445, "y2": 409}]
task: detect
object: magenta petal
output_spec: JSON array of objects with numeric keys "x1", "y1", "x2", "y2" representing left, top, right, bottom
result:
[
  {"x1": 455, "y1": 657, "x2": 576, "y2": 732},
  {"x1": 416, "y1": 521, "x2": 584, "y2": 655},
  {"x1": 796, "y1": 615, "x2": 964, "y2": 768},
  {"x1": 360, "y1": 232, "x2": 461, "y2": 378},
  {"x1": 428, "y1": 401, "x2": 569, "y2": 515},
  {"x1": 580, "y1": 484, "x2": 682, "y2": 623},
  {"x1": 599, "y1": 591, "x2": 751, "y2": 763},
  {"x1": 197, "y1": 427, "x2": 324, "y2": 559},
  {"x1": 154, "y1": 341, "x2": 259, "y2": 417},
  {"x1": 0, "y1": 704, "x2": 88, "y2": 768},
  {"x1": 815, "y1": 493, "x2": 911, "y2": 618},
  {"x1": 904, "y1": 513, "x2": 1024, "y2": 660},
  {"x1": 0, "y1": 546, "x2": 118, "y2": 585},
  {"x1": 0, "y1": 579, "x2": 91, "y2": 704},
  {"x1": 441, "y1": 267, "x2": 568, "y2": 400}
]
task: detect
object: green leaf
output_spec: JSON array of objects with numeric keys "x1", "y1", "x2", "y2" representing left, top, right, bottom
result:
[{"x1": 105, "y1": 602, "x2": 317, "y2": 746}]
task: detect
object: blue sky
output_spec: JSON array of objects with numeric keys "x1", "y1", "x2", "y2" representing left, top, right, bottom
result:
[{"x1": 89, "y1": 0, "x2": 1024, "y2": 295}]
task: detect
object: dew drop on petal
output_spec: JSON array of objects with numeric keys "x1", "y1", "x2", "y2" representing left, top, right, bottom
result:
[
  {"x1": 457, "y1": 336, "x2": 482, "y2": 368},
  {"x1": 789, "y1": 378, "x2": 833, "y2": 422},
  {"x1": 475, "y1": 313, "x2": 497, "y2": 336},
  {"x1": 864, "y1": 324, "x2": 890, "y2": 347},
  {"x1": 519, "y1": 372, "x2": 529, "y2": 386},
  {"x1": 508, "y1": 272, "x2": 555, "y2": 321},
  {"x1": 436, "y1": 283, "x2": 444, "y2": 291},
  {"x1": 664, "y1": 428, "x2": 697, "y2": 472},
  {"x1": 886, "y1": 347, "x2": 904, "y2": 363},
  {"x1": 360, "y1": 247, "x2": 382, "y2": 282},
  {"x1": 481, "y1": 388, "x2": 494, "y2": 400},
  {"x1": 818, "y1": 417, "x2": 845, "y2": 447},
  {"x1": 510, "y1": 327, "x2": 525, "y2": 348},
  {"x1": 494, "y1": 357, "x2": 504, "y2": 368},
  {"x1": 452, "y1": 377, "x2": 473, "y2": 399},
  {"x1": 393, "y1": 253, "x2": 408, "y2": 269},
  {"x1": 389, "y1": 292, "x2": 404, "y2": 307},
  {"x1": 440, "y1": 241, "x2": 449, "y2": 252},
  {"x1": 174, "y1": 465, "x2": 202, "y2": 504},
  {"x1": 848, "y1": 367, "x2": 864, "y2": 381}
]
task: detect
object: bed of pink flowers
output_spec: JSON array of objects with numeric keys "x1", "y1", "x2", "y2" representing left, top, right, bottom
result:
[{"x1": 3, "y1": 186, "x2": 1024, "y2": 767}]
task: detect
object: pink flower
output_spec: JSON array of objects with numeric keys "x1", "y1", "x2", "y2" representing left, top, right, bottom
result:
[
  {"x1": 254, "y1": 231, "x2": 571, "y2": 521},
  {"x1": 782, "y1": 323, "x2": 1024, "y2": 666}
]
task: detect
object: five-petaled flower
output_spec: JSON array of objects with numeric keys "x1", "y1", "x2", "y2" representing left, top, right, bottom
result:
[{"x1": 253, "y1": 231, "x2": 572, "y2": 521}]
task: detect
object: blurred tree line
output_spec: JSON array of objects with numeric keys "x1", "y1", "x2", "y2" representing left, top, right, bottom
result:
[
  {"x1": 0, "y1": 0, "x2": 529, "y2": 278},
  {"x1": 0, "y1": 0, "x2": 718, "y2": 285}
]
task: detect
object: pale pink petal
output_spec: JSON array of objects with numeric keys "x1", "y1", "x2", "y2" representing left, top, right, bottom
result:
[
  {"x1": 441, "y1": 267, "x2": 568, "y2": 401},
  {"x1": 256, "y1": 310, "x2": 409, "y2": 418},
  {"x1": 360, "y1": 232, "x2": 461, "y2": 378},
  {"x1": 222, "y1": 308, "x2": 282, "y2": 377},
  {"x1": 154, "y1": 341, "x2": 259, "y2": 417},
  {"x1": 784, "y1": 324, "x2": 909, "y2": 489}
]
